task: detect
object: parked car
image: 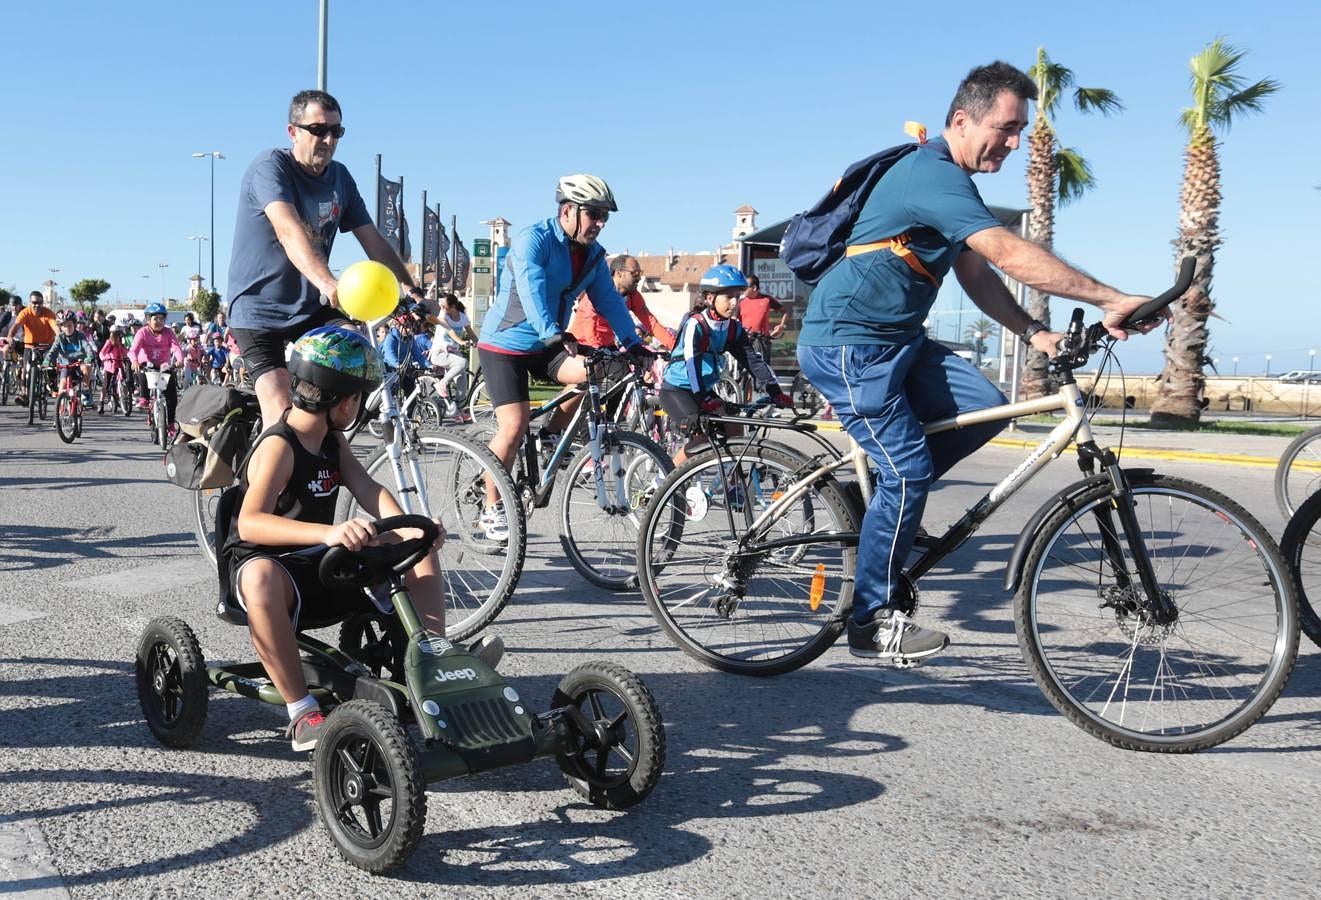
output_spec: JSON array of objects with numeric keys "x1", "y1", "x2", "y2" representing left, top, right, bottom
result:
[{"x1": 1278, "y1": 370, "x2": 1319, "y2": 384}]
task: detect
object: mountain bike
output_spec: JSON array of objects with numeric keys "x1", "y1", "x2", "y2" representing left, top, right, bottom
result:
[
  {"x1": 1280, "y1": 483, "x2": 1321, "y2": 648},
  {"x1": 1275, "y1": 424, "x2": 1321, "y2": 518},
  {"x1": 98, "y1": 364, "x2": 132, "y2": 415},
  {"x1": 637, "y1": 259, "x2": 1299, "y2": 753},
  {"x1": 143, "y1": 365, "x2": 174, "y2": 447},
  {"x1": 52, "y1": 361, "x2": 86, "y2": 444},
  {"x1": 192, "y1": 371, "x2": 523, "y2": 642},
  {"x1": 25, "y1": 346, "x2": 50, "y2": 426},
  {"x1": 0, "y1": 340, "x2": 20, "y2": 406},
  {"x1": 500, "y1": 347, "x2": 673, "y2": 590},
  {"x1": 356, "y1": 364, "x2": 444, "y2": 439}
]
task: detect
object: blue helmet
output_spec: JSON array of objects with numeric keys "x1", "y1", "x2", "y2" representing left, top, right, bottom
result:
[
  {"x1": 144, "y1": 302, "x2": 167, "y2": 317},
  {"x1": 699, "y1": 264, "x2": 748, "y2": 293}
]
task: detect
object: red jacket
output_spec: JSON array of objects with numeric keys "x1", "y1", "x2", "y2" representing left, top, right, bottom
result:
[{"x1": 569, "y1": 289, "x2": 675, "y2": 350}]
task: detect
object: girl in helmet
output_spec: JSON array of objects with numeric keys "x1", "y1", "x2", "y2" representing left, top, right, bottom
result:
[
  {"x1": 659, "y1": 264, "x2": 792, "y2": 464},
  {"x1": 128, "y1": 302, "x2": 184, "y2": 418},
  {"x1": 221, "y1": 325, "x2": 495, "y2": 751}
]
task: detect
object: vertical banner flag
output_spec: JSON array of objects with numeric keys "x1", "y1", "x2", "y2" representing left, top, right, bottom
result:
[
  {"x1": 453, "y1": 225, "x2": 471, "y2": 290},
  {"x1": 437, "y1": 222, "x2": 452, "y2": 286},
  {"x1": 377, "y1": 176, "x2": 403, "y2": 254},
  {"x1": 399, "y1": 204, "x2": 412, "y2": 264},
  {"x1": 423, "y1": 207, "x2": 440, "y2": 275}
]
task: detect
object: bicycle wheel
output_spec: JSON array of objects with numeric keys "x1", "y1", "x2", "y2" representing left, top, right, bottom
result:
[
  {"x1": 714, "y1": 374, "x2": 744, "y2": 406},
  {"x1": 56, "y1": 394, "x2": 77, "y2": 443},
  {"x1": 343, "y1": 432, "x2": 525, "y2": 641},
  {"x1": 120, "y1": 373, "x2": 133, "y2": 417},
  {"x1": 1280, "y1": 490, "x2": 1321, "y2": 648},
  {"x1": 26, "y1": 365, "x2": 39, "y2": 425},
  {"x1": 557, "y1": 430, "x2": 674, "y2": 590},
  {"x1": 1017, "y1": 474, "x2": 1298, "y2": 752},
  {"x1": 637, "y1": 444, "x2": 857, "y2": 675},
  {"x1": 790, "y1": 372, "x2": 824, "y2": 418},
  {"x1": 467, "y1": 376, "x2": 494, "y2": 428},
  {"x1": 156, "y1": 398, "x2": 169, "y2": 447},
  {"x1": 409, "y1": 397, "x2": 444, "y2": 431},
  {"x1": 194, "y1": 485, "x2": 230, "y2": 570},
  {"x1": 1276, "y1": 425, "x2": 1321, "y2": 519},
  {"x1": 0, "y1": 361, "x2": 9, "y2": 406}
]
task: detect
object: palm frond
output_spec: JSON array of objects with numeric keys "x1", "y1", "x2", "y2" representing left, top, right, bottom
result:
[
  {"x1": 1028, "y1": 47, "x2": 1075, "y2": 121},
  {"x1": 1055, "y1": 148, "x2": 1096, "y2": 207},
  {"x1": 1213, "y1": 78, "x2": 1283, "y2": 130},
  {"x1": 1184, "y1": 38, "x2": 1279, "y2": 133},
  {"x1": 1074, "y1": 87, "x2": 1124, "y2": 116}
]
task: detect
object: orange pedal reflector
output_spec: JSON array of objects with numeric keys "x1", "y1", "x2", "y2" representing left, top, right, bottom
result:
[{"x1": 809, "y1": 563, "x2": 826, "y2": 611}]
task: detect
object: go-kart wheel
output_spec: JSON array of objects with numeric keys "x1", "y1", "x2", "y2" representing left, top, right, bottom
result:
[
  {"x1": 338, "y1": 611, "x2": 407, "y2": 682},
  {"x1": 552, "y1": 661, "x2": 665, "y2": 809},
  {"x1": 313, "y1": 700, "x2": 426, "y2": 874},
  {"x1": 135, "y1": 617, "x2": 208, "y2": 748}
]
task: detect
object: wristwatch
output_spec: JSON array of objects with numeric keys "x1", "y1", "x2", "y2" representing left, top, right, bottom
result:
[{"x1": 1021, "y1": 320, "x2": 1048, "y2": 342}]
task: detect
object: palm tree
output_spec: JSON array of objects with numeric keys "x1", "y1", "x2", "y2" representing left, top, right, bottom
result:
[
  {"x1": 1021, "y1": 47, "x2": 1123, "y2": 399},
  {"x1": 963, "y1": 318, "x2": 997, "y2": 367},
  {"x1": 1150, "y1": 40, "x2": 1280, "y2": 428}
]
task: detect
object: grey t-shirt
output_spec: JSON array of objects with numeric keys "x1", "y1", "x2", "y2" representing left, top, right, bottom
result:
[{"x1": 226, "y1": 148, "x2": 371, "y2": 330}]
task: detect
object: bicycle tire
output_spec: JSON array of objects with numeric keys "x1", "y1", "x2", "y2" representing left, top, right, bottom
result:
[
  {"x1": 27, "y1": 364, "x2": 39, "y2": 425},
  {"x1": 1280, "y1": 489, "x2": 1321, "y2": 648},
  {"x1": 637, "y1": 443, "x2": 857, "y2": 676},
  {"x1": 55, "y1": 394, "x2": 77, "y2": 443},
  {"x1": 409, "y1": 397, "x2": 444, "y2": 431},
  {"x1": 0, "y1": 360, "x2": 9, "y2": 406},
  {"x1": 467, "y1": 376, "x2": 494, "y2": 428},
  {"x1": 557, "y1": 430, "x2": 674, "y2": 590},
  {"x1": 1017, "y1": 473, "x2": 1298, "y2": 752},
  {"x1": 156, "y1": 397, "x2": 169, "y2": 448},
  {"x1": 790, "y1": 372, "x2": 824, "y2": 418},
  {"x1": 1275, "y1": 425, "x2": 1321, "y2": 519},
  {"x1": 342, "y1": 432, "x2": 525, "y2": 641}
]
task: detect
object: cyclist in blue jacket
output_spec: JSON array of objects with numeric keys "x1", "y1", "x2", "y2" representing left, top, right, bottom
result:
[{"x1": 474, "y1": 174, "x2": 653, "y2": 539}]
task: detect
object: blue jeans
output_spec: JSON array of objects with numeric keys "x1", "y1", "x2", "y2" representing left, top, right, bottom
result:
[{"x1": 797, "y1": 339, "x2": 1007, "y2": 624}]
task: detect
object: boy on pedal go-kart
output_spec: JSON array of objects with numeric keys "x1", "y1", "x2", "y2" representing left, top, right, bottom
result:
[{"x1": 222, "y1": 324, "x2": 500, "y2": 751}]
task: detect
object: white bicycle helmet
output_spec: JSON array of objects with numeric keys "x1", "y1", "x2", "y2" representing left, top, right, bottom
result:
[{"x1": 555, "y1": 173, "x2": 618, "y2": 212}]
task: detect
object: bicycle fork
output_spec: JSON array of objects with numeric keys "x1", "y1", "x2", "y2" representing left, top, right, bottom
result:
[{"x1": 584, "y1": 382, "x2": 631, "y2": 515}]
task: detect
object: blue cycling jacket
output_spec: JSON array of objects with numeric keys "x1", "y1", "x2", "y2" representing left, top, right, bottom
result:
[{"x1": 478, "y1": 216, "x2": 640, "y2": 353}]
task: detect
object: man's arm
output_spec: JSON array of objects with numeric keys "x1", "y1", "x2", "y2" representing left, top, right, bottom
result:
[
  {"x1": 962, "y1": 228, "x2": 1156, "y2": 341},
  {"x1": 264, "y1": 200, "x2": 339, "y2": 304},
  {"x1": 352, "y1": 224, "x2": 422, "y2": 298},
  {"x1": 628, "y1": 293, "x2": 675, "y2": 350},
  {"x1": 586, "y1": 261, "x2": 641, "y2": 350},
  {"x1": 768, "y1": 298, "x2": 788, "y2": 338}
]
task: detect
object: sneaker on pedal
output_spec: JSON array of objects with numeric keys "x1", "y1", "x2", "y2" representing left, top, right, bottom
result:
[
  {"x1": 478, "y1": 502, "x2": 509, "y2": 542},
  {"x1": 469, "y1": 634, "x2": 504, "y2": 669},
  {"x1": 287, "y1": 708, "x2": 329, "y2": 752},
  {"x1": 848, "y1": 609, "x2": 948, "y2": 667},
  {"x1": 136, "y1": 397, "x2": 149, "y2": 410}
]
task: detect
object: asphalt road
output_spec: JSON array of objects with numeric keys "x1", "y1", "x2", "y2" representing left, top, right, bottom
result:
[{"x1": 2, "y1": 409, "x2": 1319, "y2": 898}]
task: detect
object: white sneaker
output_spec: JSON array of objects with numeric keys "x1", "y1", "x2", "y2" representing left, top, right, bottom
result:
[
  {"x1": 468, "y1": 634, "x2": 504, "y2": 669},
  {"x1": 479, "y1": 503, "x2": 509, "y2": 542},
  {"x1": 684, "y1": 484, "x2": 709, "y2": 519}
]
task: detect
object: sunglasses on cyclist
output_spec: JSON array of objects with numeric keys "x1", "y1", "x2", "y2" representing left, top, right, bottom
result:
[{"x1": 293, "y1": 122, "x2": 346, "y2": 139}]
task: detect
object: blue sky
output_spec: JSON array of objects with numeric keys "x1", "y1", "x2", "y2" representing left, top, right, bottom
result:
[{"x1": 1, "y1": 0, "x2": 1316, "y2": 374}]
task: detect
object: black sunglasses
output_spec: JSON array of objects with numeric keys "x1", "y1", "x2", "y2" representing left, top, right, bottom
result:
[{"x1": 293, "y1": 121, "x2": 346, "y2": 139}]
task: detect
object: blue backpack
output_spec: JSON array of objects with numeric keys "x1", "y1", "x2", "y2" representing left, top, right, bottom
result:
[{"x1": 779, "y1": 142, "x2": 922, "y2": 285}]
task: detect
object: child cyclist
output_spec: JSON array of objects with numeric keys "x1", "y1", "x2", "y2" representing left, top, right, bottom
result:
[
  {"x1": 128, "y1": 302, "x2": 184, "y2": 420},
  {"x1": 223, "y1": 326, "x2": 501, "y2": 751},
  {"x1": 205, "y1": 332, "x2": 230, "y2": 384},
  {"x1": 99, "y1": 324, "x2": 131, "y2": 411},
  {"x1": 44, "y1": 314, "x2": 95, "y2": 404},
  {"x1": 658, "y1": 264, "x2": 793, "y2": 465}
]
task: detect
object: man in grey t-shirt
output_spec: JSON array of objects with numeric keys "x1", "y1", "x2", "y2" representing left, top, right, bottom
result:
[{"x1": 227, "y1": 89, "x2": 428, "y2": 430}]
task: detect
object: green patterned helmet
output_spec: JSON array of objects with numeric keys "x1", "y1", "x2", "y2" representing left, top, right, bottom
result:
[{"x1": 287, "y1": 325, "x2": 381, "y2": 408}]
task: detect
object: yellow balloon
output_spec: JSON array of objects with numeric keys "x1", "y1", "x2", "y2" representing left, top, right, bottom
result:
[{"x1": 337, "y1": 260, "x2": 399, "y2": 321}]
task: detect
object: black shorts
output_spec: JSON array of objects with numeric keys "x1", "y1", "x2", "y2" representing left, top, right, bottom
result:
[
  {"x1": 478, "y1": 345, "x2": 573, "y2": 408},
  {"x1": 229, "y1": 547, "x2": 374, "y2": 632},
  {"x1": 232, "y1": 307, "x2": 349, "y2": 383}
]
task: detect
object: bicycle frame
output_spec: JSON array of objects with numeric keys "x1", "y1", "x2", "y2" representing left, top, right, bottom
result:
[
  {"x1": 366, "y1": 369, "x2": 435, "y2": 519},
  {"x1": 705, "y1": 375, "x2": 1176, "y2": 622}
]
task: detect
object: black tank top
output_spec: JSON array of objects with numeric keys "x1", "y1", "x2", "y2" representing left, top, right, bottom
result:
[{"x1": 223, "y1": 416, "x2": 342, "y2": 567}]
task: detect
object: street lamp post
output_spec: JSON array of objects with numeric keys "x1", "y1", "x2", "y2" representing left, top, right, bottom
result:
[
  {"x1": 1306, "y1": 349, "x2": 1317, "y2": 419},
  {"x1": 1232, "y1": 356, "x2": 1239, "y2": 376},
  {"x1": 1266, "y1": 354, "x2": 1272, "y2": 378},
  {"x1": 187, "y1": 235, "x2": 208, "y2": 285},
  {"x1": 158, "y1": 263, "x2": 169, "y2": 303},
  {"x1": 191, "y1": 151, "x2": 225, "y2": 291}
]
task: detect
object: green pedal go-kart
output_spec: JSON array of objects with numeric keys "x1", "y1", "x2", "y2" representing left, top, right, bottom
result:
[{"x1": 134, "y1": 514, "x2": 666, "y2": 874}]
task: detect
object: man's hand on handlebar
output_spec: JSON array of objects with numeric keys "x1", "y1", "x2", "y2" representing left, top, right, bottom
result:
[
  {"x1": 553, "y1": 331, "x2": 580, "y2": 357},
  {"x1": 1101, "y1": 294, "x2": 1168, "y2": 340},
  {"x1": 626, "y1": 342, "x2": 657, "y2": 366},
  {"x1": 1029, "y1": 329, "x2": 1066, "y2": 359}
]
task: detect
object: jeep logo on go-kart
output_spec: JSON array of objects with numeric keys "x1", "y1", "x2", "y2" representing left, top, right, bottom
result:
[{"x1": 435, "y1": 667, "x2": 477, "y2": 683}]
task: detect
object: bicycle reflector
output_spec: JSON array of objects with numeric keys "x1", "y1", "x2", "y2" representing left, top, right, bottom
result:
[{"x1": 809, "y1": 563, "x2": 826, "y2": 611}]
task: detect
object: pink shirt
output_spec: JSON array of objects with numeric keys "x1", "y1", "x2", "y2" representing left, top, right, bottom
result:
[
  {"x1": 99, "y1": 340, "x2": 129, "y2": 372},
  {"x1": 129, "y1": 326, "x2": 184, "y2": 367}
]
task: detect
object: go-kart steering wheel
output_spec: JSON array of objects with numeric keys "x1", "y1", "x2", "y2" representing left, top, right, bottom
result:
[{"x1": 318, "y1": 515, "x2": 440, "y2": 588}]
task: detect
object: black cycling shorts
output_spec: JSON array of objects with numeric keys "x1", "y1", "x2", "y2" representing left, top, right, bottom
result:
[
  {"x1": 230, "y1": 548, "x2": 373, "y2": 632},
  {"x1": 478, "y1": 345, "x2": 573, "y2": 408},
  {"x1": 232, "y1": 306, "x2": 349, "y2": 383}
]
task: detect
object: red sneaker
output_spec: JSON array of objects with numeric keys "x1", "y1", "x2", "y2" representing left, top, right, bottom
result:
[{"x1": 287, "y1": 708, "x2": 328, "y2": 752}]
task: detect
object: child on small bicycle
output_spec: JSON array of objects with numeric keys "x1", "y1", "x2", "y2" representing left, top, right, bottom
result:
[
  {"x1": 129, "y1": 303, "x2": 184, "y2": 419},
  {"x1": 222, "y1": 325, "x2": 501, "y2": 751},
  {"x1": 428, "y1": 294, "x2": 476, "y2": 416},
  {"x1": 205, "y1": 333, "x2": 230, "y2": 384},
  {"x1": 659, "y1": 265, "x2": 792, "y2": 464},
  {"x1": 44, "y1": 315, "x2": 95, "y2": 404}
]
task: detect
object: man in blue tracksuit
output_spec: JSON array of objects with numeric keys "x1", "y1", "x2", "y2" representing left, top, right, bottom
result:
[
  {"x1": 797, "y1": 61, "x2": 1158, "y2": 666},
  {"x1": 475, "y1": 173, "x2": 653, "y2": 539}
]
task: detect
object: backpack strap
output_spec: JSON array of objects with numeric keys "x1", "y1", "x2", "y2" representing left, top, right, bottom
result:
[{"x1": 845, "y1": 231, "x2": 939, "y2": 287}]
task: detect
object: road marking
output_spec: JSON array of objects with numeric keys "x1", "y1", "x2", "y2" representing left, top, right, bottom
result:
[
  {"x1": 0, "y1": 819, "x2": 69, "y2": 899},
  {"x1": 61, "y1": 559, "x2": 211, "y2": 598},
  {"x1": 0, "y1": 603, "x2": 48, "y2": 626}
]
